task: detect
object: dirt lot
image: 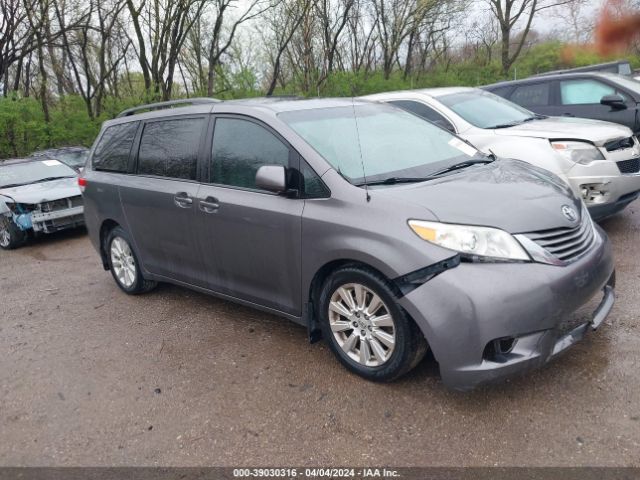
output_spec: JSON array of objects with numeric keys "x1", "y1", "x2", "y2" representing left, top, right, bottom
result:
[{"x1": 1, "y1": 202, "x2": 639, "y2": 467}]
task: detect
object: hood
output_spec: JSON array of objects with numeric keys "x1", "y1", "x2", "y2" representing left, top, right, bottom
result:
[
  {"x1": 0, "y1": 177, "x2": 81, "y2": 205},
  {"x1": 377, "y1": 159, "x2": 582, "y2": 233},
  {"x1": 493, "y1": 116, "x2": 632, "y2": 146}
]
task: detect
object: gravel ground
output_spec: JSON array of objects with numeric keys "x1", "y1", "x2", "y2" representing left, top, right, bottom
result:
[{"x1": 1, "y1": 202, "x2": 639, "y2": 467}]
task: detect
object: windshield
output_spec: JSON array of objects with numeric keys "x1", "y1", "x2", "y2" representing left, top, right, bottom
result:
[
  {"x1": 33, "y1": 149, "x2": 89, "y2": 168},
  {"x1": 438, "y1": 90, "x2": 535, "y2": 129},
  {"x1": 0, "y1": 160, "x2": 77, "y2": 188},
  {"x1": 279, "y1": 103, "x2": 478, "y2": 185},
  {"x1": 54, "y1": 151, "x2": 88, "y2": 168},
  {"x1": 606, "y1": 73, "x2": 640, "y2": 93}
]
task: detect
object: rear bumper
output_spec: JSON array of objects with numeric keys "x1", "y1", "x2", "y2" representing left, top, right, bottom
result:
[{"x1": 398, "y1": 226, "x2": 615, "y2": 391}]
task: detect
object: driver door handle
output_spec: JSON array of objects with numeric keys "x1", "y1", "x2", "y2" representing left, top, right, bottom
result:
[{"x1": 199, "y1": 196, "x2": 220, "y2": 213}]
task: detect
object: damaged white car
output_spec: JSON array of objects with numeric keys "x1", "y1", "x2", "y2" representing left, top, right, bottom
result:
[{"x1": 0, "y1": 158, "x2": 84, "y2": 249}]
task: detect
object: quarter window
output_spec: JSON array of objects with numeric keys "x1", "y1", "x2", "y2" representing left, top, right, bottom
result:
[
  {"x1": 92, "y1": 122, "x2": 138, "y2": 172},
  {"x1": 137, "y1": 118, "x2": 204, "y2": 180},
  {"x1": 389, "y1": 100, "x2": 455, "y2": 132},
  {"x1": 510, "y1": 83, "x2": 550, "y2": 107},
  {"x1": 300, "y1": 161, "x2": 329, "y2": 198},
  {"x1": 211, "y1": 118, "x2": 290, "y2": 190},
  {"x1": 560, "y1": 80, "x2": 621, "y2": 105}
]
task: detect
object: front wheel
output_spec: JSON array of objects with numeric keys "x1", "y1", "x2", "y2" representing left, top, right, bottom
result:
[
  {"x1": 318, "y1": 266, "x2": 428, "y2": 382},
  {"x1": 0, "y1": 216, "x2": 27, "y2": 250},
  {"x1": 106, "y1": 226, "x2": 157, "y2": 294}
]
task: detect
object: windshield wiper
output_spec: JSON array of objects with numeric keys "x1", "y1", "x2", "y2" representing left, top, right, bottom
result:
[
  {"x1": 491, "y1": 114, "x2": 547, "y2": 129},
  {"x1": 356, "y1": 176, "x2": 431, "y2": 186},
  {"x1": 357, "y1": 156, "x2": 495, "y2": 186},
  {"x1": 427, "y1": 158, "x2": 495, "y2": 178},
  {"x1": 1, "y1": 176, "x2": 74, "y2": 189},
  {"x1": 31, "y1": 176, "x2": 75, "y2": 184},
  {"x1": 489, "y1": 120, "x2": 526, "y2": 129}
]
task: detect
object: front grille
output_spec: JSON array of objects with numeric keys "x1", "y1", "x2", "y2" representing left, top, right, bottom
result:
[
  {"x1": 605, "y1": 136, "x2": 635, "y2": 152},
  {"x1": 40, "y1": 195, "x2": 83, "y2": 212},
  {"x1": 524, "y1": 217, "x2": 595, "y2": 263},
  {"x1": 617, "y1": 158, "x2": 640, "y2": 174},
  {"x1": 70, "y1": 196, "x2": 84, "y2": 208}
]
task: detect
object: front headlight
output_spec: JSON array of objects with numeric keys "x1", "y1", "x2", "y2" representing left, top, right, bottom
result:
[
  {"x1": 408, "y1": 220, "x2": 530, "y2": 261},
  {"x1": 550, "y1": 141, "x2": 605, "y2": 165}
]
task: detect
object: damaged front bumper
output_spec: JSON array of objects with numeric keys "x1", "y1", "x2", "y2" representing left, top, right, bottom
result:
[
  {"x1": 398, "y1": 224, "x2": 615, "y2": 391},
  {"x1": 30, "y1": 205, "x2": 84, "y2": 233},
  {"x1": 567, "y1": 149, "x2": 640, "y2": 220},
  {"x1": 10, "y1": 197, "x2": 85, "y2": 234}
]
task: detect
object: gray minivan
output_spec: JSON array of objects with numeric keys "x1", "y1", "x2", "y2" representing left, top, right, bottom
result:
[{"x1": 81, "y1": 98, "x2": 616, "y2": 390}]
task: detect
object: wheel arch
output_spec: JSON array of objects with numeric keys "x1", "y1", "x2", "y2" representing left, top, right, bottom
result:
[
  {"x1": 99, "y1": 219, "x2": 120, "y2": 270},
  {"x1": 305, "y1": 259, "x2": 404, "y2": 343}
]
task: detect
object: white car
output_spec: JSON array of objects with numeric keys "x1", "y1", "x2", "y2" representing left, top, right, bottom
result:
[{"x1": 363, "y1": 87, "x2": 640, "y2": 220}]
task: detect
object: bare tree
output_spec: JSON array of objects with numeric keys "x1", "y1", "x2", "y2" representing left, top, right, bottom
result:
[
  {"x1": 487, "y1": 0, "x2": 574, "y2": 75},
  {"x1": 263, "y1": 0, "x2": 311, "y2": 95},
  {"x1": 126, "y1": 0, "x2": 208, "y2": 99}
]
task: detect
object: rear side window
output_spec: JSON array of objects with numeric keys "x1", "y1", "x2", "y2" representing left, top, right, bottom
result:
[
  {"x1": 211, "y1": 118, "x2": 290, "y2": 190},
  {"x1": 137, "y1": 118, "x2": 204, "y2": 180},
  {"x1": 388, "y1": 100, "x2": 455, "y2": 132},
  {"x1": 510, "y1": 83, "x2": 550, "y2": 107},
  {"x1": 92, "y1": 122, "x2": 138, "y2": 172},
  {"x1": 560, "y1": 80, "x2": 618, "y2": 105}
]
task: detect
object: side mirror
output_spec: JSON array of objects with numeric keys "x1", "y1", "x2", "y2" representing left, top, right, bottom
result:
[
  {"x1": 255, "y1": 165, "x2": 286, "y2": 193},
  {"x1": 600, "y1": 94, "x2": 627, "y2": 110}
]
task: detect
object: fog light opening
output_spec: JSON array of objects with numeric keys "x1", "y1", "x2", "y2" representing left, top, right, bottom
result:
[
  {"x1": 483, "y1": 337, "x2": 517, "y2": 362},
  {"x1": 580, "y1": 183, "x2": 609, "y2": 205}
]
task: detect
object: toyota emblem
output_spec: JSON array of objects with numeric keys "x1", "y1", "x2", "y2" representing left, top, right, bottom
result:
[{"x1": 561, "y1": 205, "x2": 578, "y2": 222}]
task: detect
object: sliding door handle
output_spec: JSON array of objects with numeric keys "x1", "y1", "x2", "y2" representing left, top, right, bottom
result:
[{"x1": 199, "y1": 197, "x2": 220, "y2": 213}]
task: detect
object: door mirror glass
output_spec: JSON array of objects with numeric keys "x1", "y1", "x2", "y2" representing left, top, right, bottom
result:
[
  {"x1": 600, "y1": 94, "x2": 627, "y2": 110},
  {"x1": 255, "y1": 165, "x2": 286, "y2": 193}
]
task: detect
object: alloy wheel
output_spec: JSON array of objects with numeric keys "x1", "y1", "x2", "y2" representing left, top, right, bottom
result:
[
  {"x1": 0, "y1": 220, "x2": 11, "y2": 248},
  {"x1": 110, "y1": 236, "x2": 136, "y2": 288},
  {"x1": 328, "y1": 283, "x2": 396, "y2": 367}
]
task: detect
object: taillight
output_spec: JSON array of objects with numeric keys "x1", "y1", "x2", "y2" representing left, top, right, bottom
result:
[{"x1": 78, "y1": 177, "x2": 87, "y2": 193}]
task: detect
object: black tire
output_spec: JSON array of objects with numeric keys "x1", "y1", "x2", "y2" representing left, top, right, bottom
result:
[
  {"x1": 0, "y1": 216, "x2": 27, "y2": 250},
  {"x1": 105, "y1": 226, "x2": 157, "y2": 295},
  {"x1": 317, "y1": 265, "x2": 428, "y2": 382}
]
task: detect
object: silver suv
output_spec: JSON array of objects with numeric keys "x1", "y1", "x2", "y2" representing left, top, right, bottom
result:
[
  {"x1": 81, "y1": 98, "x2": 615, "y2": 390},
  {"x1": 364, "y1": 88, "x2": 640, "y2": 220}
]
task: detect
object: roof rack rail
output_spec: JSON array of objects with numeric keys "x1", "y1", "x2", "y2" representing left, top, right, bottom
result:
[{"x1": 116, "y1": 97, "x2": 220, "y2": 118}]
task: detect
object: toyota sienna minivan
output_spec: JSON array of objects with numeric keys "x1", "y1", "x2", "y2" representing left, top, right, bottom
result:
[{"x1": 81, "y1": 97, "x2": 616, "y2": 390}]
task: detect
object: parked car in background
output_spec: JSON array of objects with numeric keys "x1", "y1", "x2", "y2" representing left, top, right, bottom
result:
[
  {"x1": 483, "y1": 72, "x2": 640, "y2": 136},
  {"x1": 364, "y1": 87, "x2": 640, "y2": 220},
  {"x1": 0, "y1": 158, "x2": 84, "y2": 249},
  {"x1": 30, "y1": 146, "x2": 89, "y2": 172},
  {"x1": 532, "y1": 60, "x2": 633, "y2": 77},
  {"x1": 81, "y1": 98, "x2": 615, "y2": 390}
]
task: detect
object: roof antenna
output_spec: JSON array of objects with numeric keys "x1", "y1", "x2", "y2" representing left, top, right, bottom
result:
[{"x1": 351, "y1": 95, "x2": 370, "y2": 202}]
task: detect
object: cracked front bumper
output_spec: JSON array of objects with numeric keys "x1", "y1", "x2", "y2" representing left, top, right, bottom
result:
[
  {"x1": 566, "y1": 157, "x2": 640, "y2": 220},
  {"x1": 398, "y1": 225, "x2": 615, "y2": 391}
]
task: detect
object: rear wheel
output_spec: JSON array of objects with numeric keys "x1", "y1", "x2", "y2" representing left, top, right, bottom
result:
[
  {"x1": 318, "y1": 266, "x2": 428, "y2": 382},
  {"x1": 106, "y1": 226, "x2": 157, "y2": 294},
  {"x1": 0, "y1": 216, "x2": 27, "y2": 250}
]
